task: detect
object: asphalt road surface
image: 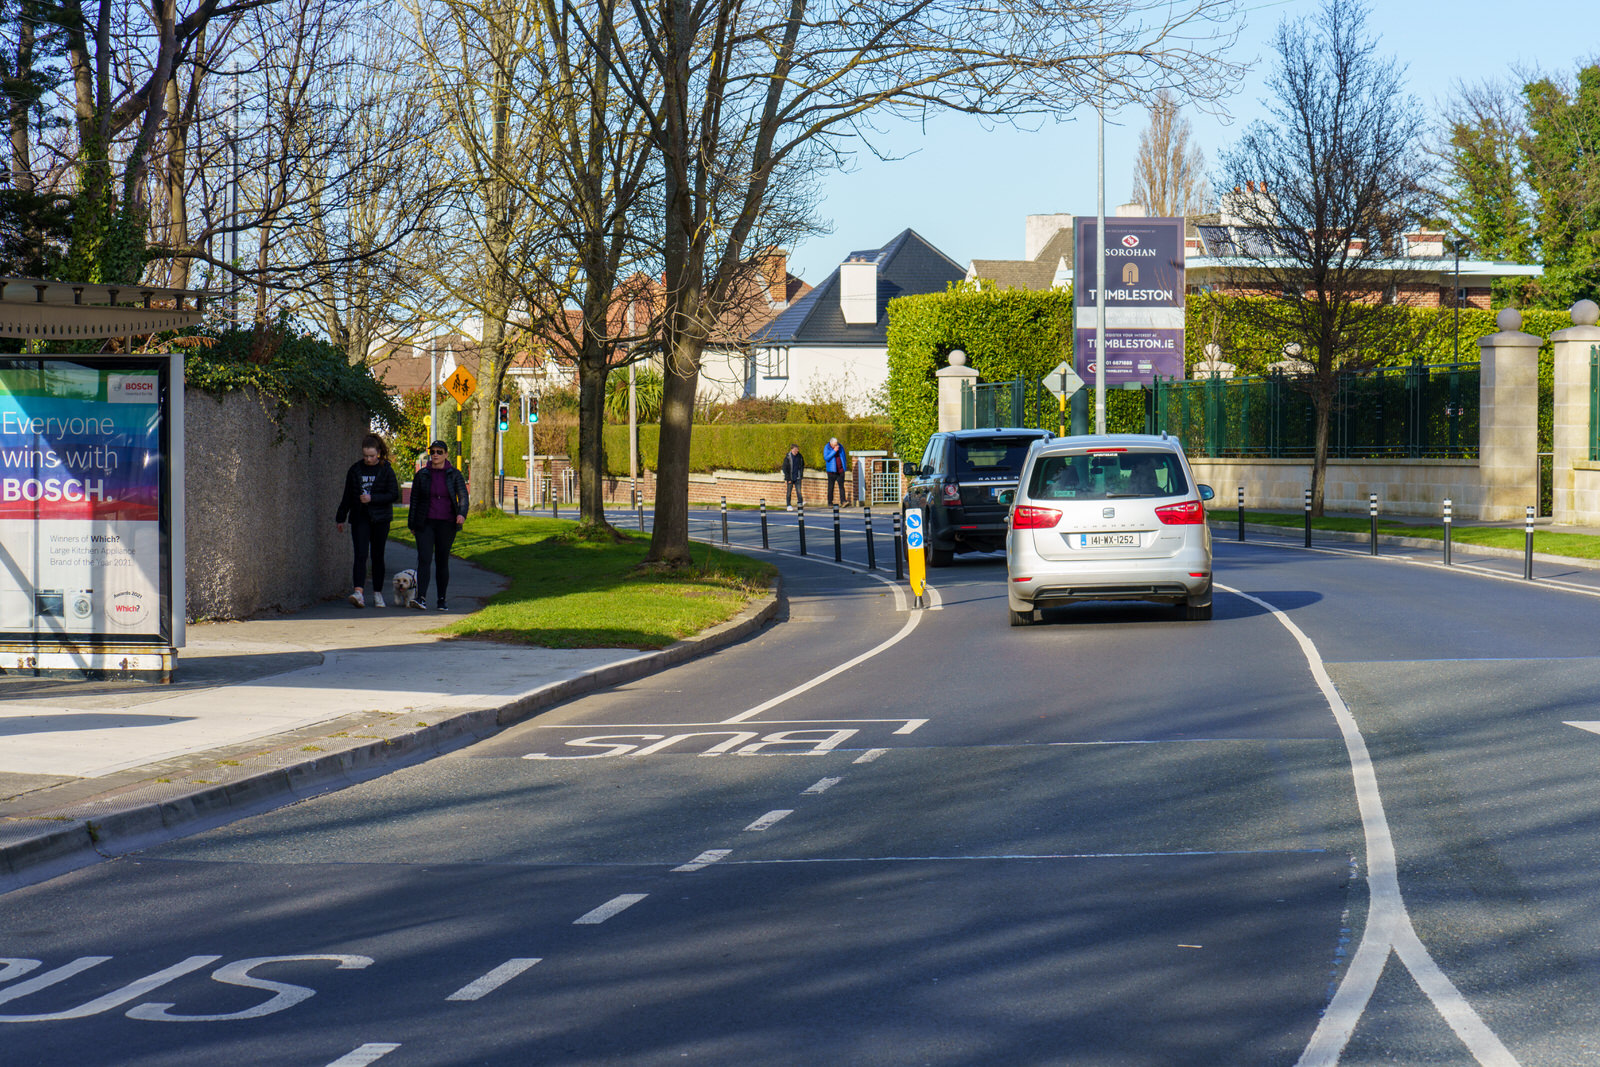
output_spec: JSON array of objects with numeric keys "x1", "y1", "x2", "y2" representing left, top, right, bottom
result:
[{"x1": 5, "y1": 515, "x2": 1600, "y2": 1066}]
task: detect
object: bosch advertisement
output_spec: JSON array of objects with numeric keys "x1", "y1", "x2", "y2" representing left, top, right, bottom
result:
[
  {"x1": 1073, "y1": 217, "x2": 1186, "y2": 387},
  {"x1": 0, "y1": 358, "x2": 169, "y2": 640}
]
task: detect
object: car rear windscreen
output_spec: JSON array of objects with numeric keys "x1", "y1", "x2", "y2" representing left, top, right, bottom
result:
[
  {"x1": 953, "y1": 438, "x2": 1040, "y2": 476},
  {"x1": 1028, "y1": 451, "x2": 1189, "y2": 500}
]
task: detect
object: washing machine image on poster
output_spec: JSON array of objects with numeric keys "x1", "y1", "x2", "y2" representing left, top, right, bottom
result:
[{"x1": 0, "y1": 359, "x2": 164, "y2": 639}]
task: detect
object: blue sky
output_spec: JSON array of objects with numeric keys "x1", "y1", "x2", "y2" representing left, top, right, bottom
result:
[{"x1": 784, "y1": 0, "x2": 1596, "y2": 284}]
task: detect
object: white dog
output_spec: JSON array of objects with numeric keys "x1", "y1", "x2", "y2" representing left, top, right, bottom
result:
[{"x1": 391, "y1": 569, "x2": 419, "y2": 609}]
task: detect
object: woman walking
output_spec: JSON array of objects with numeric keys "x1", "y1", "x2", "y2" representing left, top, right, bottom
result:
[
  {"x1": 335, "y1": 434, "x2": 401, "y2": 608},
  {"x1": 406, "y1": 440, "x2": 469, "y2": 611}
]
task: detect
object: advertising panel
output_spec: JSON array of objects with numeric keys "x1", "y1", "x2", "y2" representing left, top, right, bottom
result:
[
  {"x1": 0, "y1": 359, "x2": 167, "y2": 640},
  {"x1": 1073, "y1": 217, "x2": 1186, "y2": 387}
]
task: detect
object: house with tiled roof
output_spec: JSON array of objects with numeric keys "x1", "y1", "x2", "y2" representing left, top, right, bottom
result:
[{"x1": 741, "y1": 229, "x2": 967, "y2": 413}]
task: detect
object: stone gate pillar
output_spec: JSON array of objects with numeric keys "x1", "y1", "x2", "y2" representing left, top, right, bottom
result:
[
  {"x1": 1477, "y1": 308, "x2": 1543, "y2": 521},
  {"x1": 936, "y1": 350, "x2": 979, "y2": 432},
  {"x1": 1550, "y1": 300, "x2": 1600, "y2": 524}
]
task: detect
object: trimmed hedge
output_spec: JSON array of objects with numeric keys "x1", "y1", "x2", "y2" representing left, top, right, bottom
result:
[
  {"x1": 887, "y1": 286, "x2": 1573, "y2": 464},
  {"x1": 572, "y1": 423, "x2": 895, "y2": 476},
  {"x1": 184, "y1": 323, "x2": 400, "y2": 430}
]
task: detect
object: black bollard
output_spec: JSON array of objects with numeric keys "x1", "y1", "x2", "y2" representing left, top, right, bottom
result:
[
  {"x1": 1369, "y1": 493, "x2": 1378, "y2": 556},
  {"x1": 1442, "y1": 497, "x2": 1452, "y2": 566},
  {"x1": 513, "y1": 485, "x2": 519, "y2": 516},
  {"x1": 1525, "y1": 504, "x2": 1535, "y2": 580},
  {"x1": 760, "y1": 499, "x2": 769, "y2": 549},
  {"x1": 1237, "y1": 486, "x2": 1245, "y2": 542},
  {"x1": 893, "y1": 512, "x2": 903, "y2": 581},
  {"x1": 798, "y1": 502, "x2": 807, "y2": 556},
  {"x1": 1303, "y1": 489, "x2": 1312, "y2": 548},
  {"x1": 833, "y1": 505, "x2": 842, "y2": 562},
  {"x1": 721, "y1": 496, "x2": 729, "y2": 545},
  {"x1": 864, "y1": 505, "x2": 876, "y2": 570}
]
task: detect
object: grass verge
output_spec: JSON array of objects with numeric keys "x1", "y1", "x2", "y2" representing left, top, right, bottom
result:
[
  {"x1": 390, "y1": 512, "x2": 777, "y2": 648},
  {"x1": 1216, "y1": 512, "x2": 1600, "y2": 560}
]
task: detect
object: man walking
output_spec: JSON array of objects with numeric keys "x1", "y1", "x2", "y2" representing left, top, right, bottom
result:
[
  {"x1": 823, "y1": 436, "x2": 848, "y2": 506},
  {"x1": 782, "y1": 443, "x2": 805, "y2": 510}
]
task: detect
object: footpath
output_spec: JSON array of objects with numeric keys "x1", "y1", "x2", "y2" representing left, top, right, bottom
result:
[{"x1": 0, "y1": 554, "x2": 779, "y2": 892}]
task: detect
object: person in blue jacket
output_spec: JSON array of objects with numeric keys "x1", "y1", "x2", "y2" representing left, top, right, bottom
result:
[
  {"x1": 823, "y1": 436, "x2": 849, "y2": 507},
  {"x1": 335, "y1": 434, "x2": 401, "y2": 608}
]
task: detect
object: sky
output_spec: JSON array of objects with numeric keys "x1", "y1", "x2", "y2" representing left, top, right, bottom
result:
[{"x1": 783, "y1": 0, "x2": 1597, "y2": 285}]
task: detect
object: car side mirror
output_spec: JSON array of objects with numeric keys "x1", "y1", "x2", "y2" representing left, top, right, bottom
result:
[
  {"x1": 1198, "y1": 484, "x2": 1215, "y2": 501},
  {"x1": 903, "y1": 463, "x2": 920, "y2": 477},
  {"x1": 997, "y1": 489, "x2": 1015, "y2": 506}
]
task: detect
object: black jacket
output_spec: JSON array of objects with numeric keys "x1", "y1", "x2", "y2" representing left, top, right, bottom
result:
[
  {"x1": 407, "y1": 462, "x2": 469, "y2": 530},
  {"x1": 782, "y1": 451, "x2": 805, "y2": 481},
  {"x1": 336, "y1": 460, "x2": 400, "y2": 525}
]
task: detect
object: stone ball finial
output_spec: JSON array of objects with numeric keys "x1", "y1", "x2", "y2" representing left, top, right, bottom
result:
[
  {"x1": 1572, "y1": 299, "x2": 1600, "y2": 327},
  {"x1": 948, "y1": 349, "x2": 967, "y2": 367},
  {"x1": 1496, "y1": 307, "x2": 1523, "y2": 333}
]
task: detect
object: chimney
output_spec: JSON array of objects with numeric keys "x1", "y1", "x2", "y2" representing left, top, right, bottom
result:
[
  {"x1": 760, "y1": 248, "x2": 789, "y2": 303},
  {"x1": 839, "y1": 256, "x2": 877, "y2": 325}
]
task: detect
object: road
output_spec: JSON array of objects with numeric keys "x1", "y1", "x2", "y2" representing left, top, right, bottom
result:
[{"x1": 4, "y1": 512, "x2": 1600, "y2": 1065}]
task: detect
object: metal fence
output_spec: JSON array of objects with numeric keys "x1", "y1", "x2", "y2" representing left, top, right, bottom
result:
[
  {"x1": 962, "y1": 378, "x2": 1054, "y2": 431},
  {"x1": 1589, "y1": 345, "x2": 1600, "y2": 462},
  {"x1": 1152, "y1": 361, "x2": 1480, "y2": 459}
]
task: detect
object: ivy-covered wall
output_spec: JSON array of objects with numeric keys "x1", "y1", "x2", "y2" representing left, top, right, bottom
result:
[{"x1": 886, "y1": 287, "x2": 1574, "y2": 464}]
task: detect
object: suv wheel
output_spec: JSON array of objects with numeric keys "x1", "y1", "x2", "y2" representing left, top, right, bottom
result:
[
  {"x1": 928, "y1": 545, "x2": 954, "y2": 567},
  {"x1": 1008, "y1": 607, "x2": 1035, "y2": 627},
  {"x1": 1183, "y1": 600, "x2": 1213, "y2": 621}
]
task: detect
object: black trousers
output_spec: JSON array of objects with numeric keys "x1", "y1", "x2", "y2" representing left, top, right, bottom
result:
[
  {"x1": 350, "y1": 520, "x2": 390, "y2": 590},
  {"x1": 785, "y1": 479, "x2": 804, "y2": 505},
  {"x1": 826, "y1": 470, "x2": 846, "y2": 505},
  {"x1": 414, "y1": 519, "x2": 458, "y2": 599}
]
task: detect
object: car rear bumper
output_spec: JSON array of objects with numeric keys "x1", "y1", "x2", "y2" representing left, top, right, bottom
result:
[{"x1": 1005, "y1": 536, "x2": 1212, "y2": 609}]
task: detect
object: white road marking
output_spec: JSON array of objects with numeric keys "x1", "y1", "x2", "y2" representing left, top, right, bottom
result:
[
  {"x1": 573, "y1": 894, "x2": 648, "y2": 925},
  {"x1": 802, "y1": 777, "x2": 842, "y2": 794},
  {"x1": 893, "y1": 719, "x2": 927, "y2": 735},
  {"x1": 1218, "y1": 584, "x2": 1518, "y2": 1067},
  {"x1": 1564, "y1": 721, "x2": 1600, "y2": 736},
  {"x1": 673, "y1": 849, "x2": 732, "y2": 872},
  {"x1": 744, "y1": 809, "x2": 793, "y2": 831},
  {"x1": 446, "y1": 959, "x2": 542, "y2": 1001},
  {"x1": 854, "y1": 748, "x2": 889, "y2": 764},
  {"x1": 722, "y1": 612, "x2": 923, "y2": 723},
  {"x1": 324, "y1": 1044, "x2": 401, "y2": 1066}
]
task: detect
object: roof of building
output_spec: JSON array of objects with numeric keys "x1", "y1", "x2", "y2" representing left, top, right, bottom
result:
[
  {"x1": 966, "y1": 228, "x2": 1077, "y2": 292},
  {"x1": 752, "y1": 229, "x2": 965, "y2": 347}
]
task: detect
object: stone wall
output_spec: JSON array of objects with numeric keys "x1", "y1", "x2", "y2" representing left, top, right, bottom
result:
[
  {"x1": 185, "y1": 386, "x2": 368, "y2": 620},
  {"x1": 1187, "y1": 458, "x2": 1484, "y2": 518}
]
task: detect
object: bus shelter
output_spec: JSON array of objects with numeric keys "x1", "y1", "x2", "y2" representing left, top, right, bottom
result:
[{"x1": 0, "y1": 277, "x2": 205, "y2": 681}]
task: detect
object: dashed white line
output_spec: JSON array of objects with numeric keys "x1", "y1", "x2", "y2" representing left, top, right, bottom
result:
[
  {"x1": 854, "y1": 748, "x2": 889, "y2": 764},
  {"x1": 324, "y1": 1044, "x2": 401, "y2": 1067},
  {"x1": 723, "y1": 612, "x2": 923, "y2": 723},
  {"x1": 574, "y1": 894, "x2": 649, "y2": 925},
  {"x1": 446, "y1": 958, "x2": 542, "y2": 1001},
  {"x1": 744, "y1": 809, "x2": 793, "y2": 831},
  {"x1": 673, "y1": 849, "x2": 732, "y2": 872},
  {"x1": 893, "y1": 719, "x2": 927, "y2": 735},
  {"x1": 802, "y1": 777, "x2": 842, "y2": 794}
]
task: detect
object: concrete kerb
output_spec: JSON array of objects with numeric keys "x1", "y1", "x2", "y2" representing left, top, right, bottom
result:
[{"x1": 0, "y1": 578, "x2": 783, "y2": 893}]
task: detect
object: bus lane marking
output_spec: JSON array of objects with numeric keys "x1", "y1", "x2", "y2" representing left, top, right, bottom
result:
[
  {"x1": 802, "y1": 777, "x2": 842, "y2": 794},
  {"x1": 673, "y1": 849, "x2": 732, "y2": 872},
  {"x1": 744, "y1": 810, "x2": 793, "y2": 831},
  {"x1": 574, "y1": 894, "x2": 648, "y2": 925},
  {"x1": 325, "y1": 1044, "x2": 401, "y2": 1066},
  {"x1": 447, "y1": 959, "x2": 542, "y2": 1002}
]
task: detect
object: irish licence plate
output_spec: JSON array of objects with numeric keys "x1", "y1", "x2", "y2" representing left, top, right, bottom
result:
[{"x1": 1078, "y1": 533, "x2": 1139, "y2": 547}]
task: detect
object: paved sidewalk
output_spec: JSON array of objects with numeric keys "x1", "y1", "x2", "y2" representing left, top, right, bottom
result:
[{"x1": 0, "y1": 555, "x2": 780, "y2": 891}]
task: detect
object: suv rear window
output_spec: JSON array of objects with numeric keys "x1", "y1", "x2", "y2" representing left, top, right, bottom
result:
[
  {"x1": 1028, "y1": 451, "x2": 1189, "y2": 500},
  {"x1": 953, "y1": 438, "x2": 1040, "y2": 476}
]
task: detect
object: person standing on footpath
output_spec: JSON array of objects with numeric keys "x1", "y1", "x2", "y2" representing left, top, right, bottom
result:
[
  {"x1": 782, "y1": 443, "x2": 805, "y2": 511},
  {"x1": 336, "y1": 434, "x2": 401, "y2": 608},
  {"x1": 407, "y1": 439, "x2": 469, "y2": 611},
  {"x1": 823, "y1": 436, "x2": 848, "y2": 507}
]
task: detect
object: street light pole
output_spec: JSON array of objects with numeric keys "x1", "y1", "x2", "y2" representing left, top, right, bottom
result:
[
  {"x1": 1453, "y1": 238, "x2": 1462, "y2": 363},
  {"x1": 1094, "y1": 44, "x2": 1107, "y2": 435}
]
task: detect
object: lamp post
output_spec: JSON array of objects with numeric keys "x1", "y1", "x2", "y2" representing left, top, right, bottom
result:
[{"x1": 1093, "y1": 23, "x2": 1107, "y2": 434}]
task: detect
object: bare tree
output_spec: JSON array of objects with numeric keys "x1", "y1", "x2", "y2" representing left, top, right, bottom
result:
[
  {"x1": 595, "y1": 0, "x2": 1245, "y2": 566},
  {"x1": 1215, "y1": 0, "x2": 1433, "y2": 515},
  {"x1": 1132, "y1": 88, "x2": 1208, "y2": 216}
]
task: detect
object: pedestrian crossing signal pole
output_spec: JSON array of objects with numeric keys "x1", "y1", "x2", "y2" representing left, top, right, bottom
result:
[{"x1": 904, "y1": 506, "x2": 927, "y2": 609}]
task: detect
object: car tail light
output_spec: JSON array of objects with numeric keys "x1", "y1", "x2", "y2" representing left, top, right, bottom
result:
[
  {"x1": 1155, "y1": 499, "x2": 1206, "y2": 525},
  {"x1": 941, "y1": 480, "x2": 961, "y2": 504},
  {"x1": 1011, "y1": 505, "x2": 1062, "y2": 529}
]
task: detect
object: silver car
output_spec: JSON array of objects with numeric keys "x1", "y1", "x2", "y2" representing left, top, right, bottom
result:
[{"x1": 1003, "y1": 433, "x2": 1215, "y2": 626}]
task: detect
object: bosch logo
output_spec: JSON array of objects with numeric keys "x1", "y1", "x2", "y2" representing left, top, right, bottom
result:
[{"x1": 1121, "y1": 235, "x2": 1140, "y2": 247}]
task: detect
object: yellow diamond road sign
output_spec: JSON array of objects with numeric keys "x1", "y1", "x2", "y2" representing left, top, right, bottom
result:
[{"x1": 444, "y1": 366, "x2": 477, "y2": 405}]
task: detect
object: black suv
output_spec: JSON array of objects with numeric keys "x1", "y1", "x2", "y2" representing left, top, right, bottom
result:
[{"x1": 903, "y1": 428, "x2": 1053, "y2": 565}]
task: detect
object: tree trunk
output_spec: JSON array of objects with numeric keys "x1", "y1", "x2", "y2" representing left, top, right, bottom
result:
[
  {"x1": 163, "y1": 75, "x2": 190, "y2": 288},
  {"x1": 1310, "y1": 389, "x2": 1332, "y2": 518},
  {"x1": 649, "y1": 328, "x2": 701, "y2": 567},
  {"x1": 576, "y1": 355, "x2": 614, "y2": 531}
]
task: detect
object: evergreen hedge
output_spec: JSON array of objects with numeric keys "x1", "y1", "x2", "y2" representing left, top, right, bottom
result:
[
  {"x1": 887, "y1": 286, "x2": 1574, "y2": 464},
  {"x1": 572, "y1": 423, "x2": 895, "y2": 476}
]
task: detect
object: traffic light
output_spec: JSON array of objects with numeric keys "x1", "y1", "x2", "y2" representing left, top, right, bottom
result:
[
  {"x1": 496, "y1": 401, "x2": 509, "y2": 431},
  {"x1": 528, "y1": 396, "x2": 539, "y2": 424}
]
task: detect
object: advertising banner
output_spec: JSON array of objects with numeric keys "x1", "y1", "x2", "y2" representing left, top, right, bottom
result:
[
  {"x1": 1074, "y1": 217, "x2": 1186, "y2": 387},
  {"x1": 0, "y1": 359, "x2": 167, "y2": 640}
]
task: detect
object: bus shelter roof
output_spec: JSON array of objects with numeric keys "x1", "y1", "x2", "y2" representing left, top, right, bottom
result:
[{"x1": 0, "y1": 276, "x2": 206, "y2": 342}]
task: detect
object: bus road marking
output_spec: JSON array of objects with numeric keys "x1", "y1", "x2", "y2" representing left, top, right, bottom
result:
[
  {"x1": 574, "y1": 894, "x2": 648, "y2": 925},
  {"x1": 324, "y1": 1044, "x2": 401, "y2": 1066},
  {"x1": 854, "y1": 748, "x2": 889, "y2": 764},
  {"x1": 745, "y1": 810, "x2": 793, "y2": 831},
  {"x1": 802, "y1": 777, "x2": 841, "y2": 794},
  {"x1": 673, "y1": 849, "x2": 732, "y2": 872}
]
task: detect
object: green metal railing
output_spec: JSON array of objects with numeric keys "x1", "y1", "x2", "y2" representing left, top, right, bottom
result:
[
  {"x1": 1152, "y1": 361, "x2": 1480, "y2": 459},
  {"x1": 962, "y1": 377, "x2": 1053, "y2": 431},
  {"x1": 1589, "y1": 345, "x2": 1600, "y2": 462}
]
